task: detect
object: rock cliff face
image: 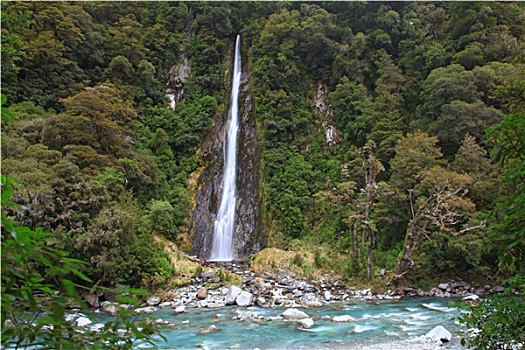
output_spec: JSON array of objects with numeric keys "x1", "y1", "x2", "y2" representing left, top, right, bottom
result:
[
  {"x1": 192, "y1": 74, "x2": 263, "y2": 260},
  {"x1": 233, "y1": 91, "x2": 263, "y2": 259}
]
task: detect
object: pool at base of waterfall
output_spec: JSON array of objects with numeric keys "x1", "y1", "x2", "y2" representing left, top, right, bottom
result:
[{"x1": 92, "y1": 297, "x2": 467, "y2": 349}]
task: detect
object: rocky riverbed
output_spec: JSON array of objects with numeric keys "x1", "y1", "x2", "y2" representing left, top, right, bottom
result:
[
  {"x1": 87, "y1": 261, "x2": 507, "y2": 314},
  {"x1": 70, "y1": 261, "x2": 512, "y2": 349}
]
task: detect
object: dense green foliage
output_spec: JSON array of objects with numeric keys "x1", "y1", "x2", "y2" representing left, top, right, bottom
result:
[
  {"x1": 2, "y1": 4, "x2": 524, "y2": 347},
  {"x1": 460, "y1": 275, "x2": 525, "y2": 349}
]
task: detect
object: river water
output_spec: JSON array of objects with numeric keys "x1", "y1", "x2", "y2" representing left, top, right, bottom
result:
[{"x1": 92, "y1": 297, "x2": 465, "y2": 349}]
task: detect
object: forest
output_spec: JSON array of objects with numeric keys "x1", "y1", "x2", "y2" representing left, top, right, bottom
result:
[{"x1": 1, "y1": 2, "x2": 524, "y2": 346}]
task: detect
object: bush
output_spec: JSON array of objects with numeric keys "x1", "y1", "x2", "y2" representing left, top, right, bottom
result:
[{"x1": 460, "y1": 275, "x2": 525, "y2": 349}]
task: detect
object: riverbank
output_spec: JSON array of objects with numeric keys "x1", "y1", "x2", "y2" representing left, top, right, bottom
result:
[{"x1": 127, "y1": 260, "x2": 503, "y2": 312}]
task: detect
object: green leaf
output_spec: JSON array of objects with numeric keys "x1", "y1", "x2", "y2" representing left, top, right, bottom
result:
[{"x1": 62, "y1": 279, "x2": 76, "y2": 296}]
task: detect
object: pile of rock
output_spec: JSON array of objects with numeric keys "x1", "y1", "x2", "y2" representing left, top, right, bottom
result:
[
  {"x1": 89, "y1": 262, "x2": 511, "y2": 316},
  {"x1": 423, "y1": 280, "x2": 506, "y2": 298}
]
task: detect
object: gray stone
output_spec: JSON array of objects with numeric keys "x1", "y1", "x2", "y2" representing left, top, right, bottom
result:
[
  {"x1": 438, "y1": 283, "x2": 449, "y2": 290},
  {"x1": 100, "y1": 301, "x2": 117, "y2": 315},
  {"x1": 225, "y1": 286, "x2": 243, "y2": 305},
  {"x1": 236, "y1": 291, "x2": 254, "y2": 307},
  {"x1": 197, "y1": 300, "x2": 208, "y2": 308},
  {"x1": 324, "y1": 290, "x2": 332, "y2": 301},
  {"x1": 282, "y1": 308, "x2": 310, "y2": 320},
  {"x1": 159, "y1": 301, "x2": 174, "y2": 308},
  {"x1": 298, "y1": 318, "x2": 314, "y2": 329},
  {"x1": 146, "y1": 296, "x2": 161, "y2": 306},
  {"x1": 427, "y1": 326, "x2": 452, "y2": 342},
  {"x1": 493, "y1": 286, "x2": 505, "y2": 293}
]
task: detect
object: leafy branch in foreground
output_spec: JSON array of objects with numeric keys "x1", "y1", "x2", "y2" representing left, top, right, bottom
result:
[{"x1": 459, "y1": 275, "x2": 525, "y2": 350}]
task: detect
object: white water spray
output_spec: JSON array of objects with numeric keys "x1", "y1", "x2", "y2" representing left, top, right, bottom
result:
[{"x1": 210, "y1": 35, "x2": 241, "y2": 261}]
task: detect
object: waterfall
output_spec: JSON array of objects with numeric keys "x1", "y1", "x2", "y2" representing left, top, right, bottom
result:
[{"x1": 210, "y1": 35, "x2": 241, "y2": 261}]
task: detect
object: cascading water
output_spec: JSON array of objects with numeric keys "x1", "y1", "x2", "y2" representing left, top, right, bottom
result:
[{"x1": 209, "y1": 35, "x2": 242, "y2": 261}]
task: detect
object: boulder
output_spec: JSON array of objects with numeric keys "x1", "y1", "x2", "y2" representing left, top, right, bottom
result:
[
  {"x1": 236, "y1": 291, "x2": 254, "y2": 307},
  {"x1": 426, "y1": 326, "x2": 452, "y2": 342},
  {"x1": 197, "y1": 287, "x2": 208, "y2": 299},
  {"x1": 332, "y1": 315, "x2": 357, "y2": 323},
  {"x1": 324, "y1": 291, "x2": 332, "y2": 301},
  {"x1": 298, "y1": 318, "x2": 314, "y2": 329},
  {"x1": 134, "y1": 306, "x2": 157, "y2": 314},
  {"x1": 225, "y1": 286, "x2": 242, "y2": 305},
  {"x1": 76, "y1": 316, "x2": 92, "y2": 327},
  {"x1": 159, "y1": 301, "x2": 174, "y2": 308},
  {"x1": 146, "y1": 296, "x2": 161, "y2": 306},
  {"x1": 100, "y1": 301, "x2": 117, "y2": 315},
  {"x1": 282, "y1": 308, "x2": 310, "y2": 320}
]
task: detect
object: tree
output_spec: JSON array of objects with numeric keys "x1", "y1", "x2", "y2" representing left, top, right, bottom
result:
[
  {"x1": 357, "y1": 141, "x2": 384, "y2": 281},
  {"x1": 392, "y1": 167, "x2": 484, "y2": 285},
  {"x1": 389, "y1": 131, "x2": 443, "y2": 192},
  {"x1": 417, "y1": 64, "x2": 480, "y2": 121},
  {"x1": 368, "y1": 52, "x2": 408, "y2": 165},
  {"x1": 453, "y1": 134, "x2": 499, "y2": 210},
  {"x1": 387, "y1": 131, "x2": 485, "y2": 285}
]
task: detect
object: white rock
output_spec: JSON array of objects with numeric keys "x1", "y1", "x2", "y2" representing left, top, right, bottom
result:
[
  {"x1": 282, "y1": 308, "x2": 310, "y2": 320},
  {"x1": 462, "y1": 294, "x2": 480, "y2": 302},
  {"x1": 181, "y1": 320, "x2": 190, "y2": 324},
  {"x1": 298, "y1": 318, "x2": 314, "y2": 329},
  {"x1": 332, "y1": 315, "x2": 357, "y2": 322},
  {"x1": 159, "y1": 301, "x2": 174, "y2": 308},
  {"x1": 89, "y1": 323, "x2": 104, "y2": 332},
  {"x1": 134, "y1": 306, "x2": 157, "y2": 314},
  {"x1": 76, "y1": 316, "x2": 92, "y2": 327},
  {"x1": 324, "y1": 290, "x2": 332, "y2": 301},
  {"x1": 225, "y1": 286, "x2": 243, "y2": 305},
  {"x1": 174, "y1": 305, "x2": 186, "y2": 313},
  {"x1": 426, "y1": 325, "x2": 452, "y2": 342},
  {"x1": 207, "y1": 301, "x2": 225, "y2": 309},
  {"x1": 236, "y1": 291, "x2": 254, "y2": 307},
  {"x1": 146, "y1": 296, "x2": 161, "y2": 306}
]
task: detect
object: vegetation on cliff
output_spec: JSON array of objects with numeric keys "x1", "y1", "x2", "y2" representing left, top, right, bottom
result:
[{"x1": 2, "y1": 0, "x2": 523, "y2": 304}]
